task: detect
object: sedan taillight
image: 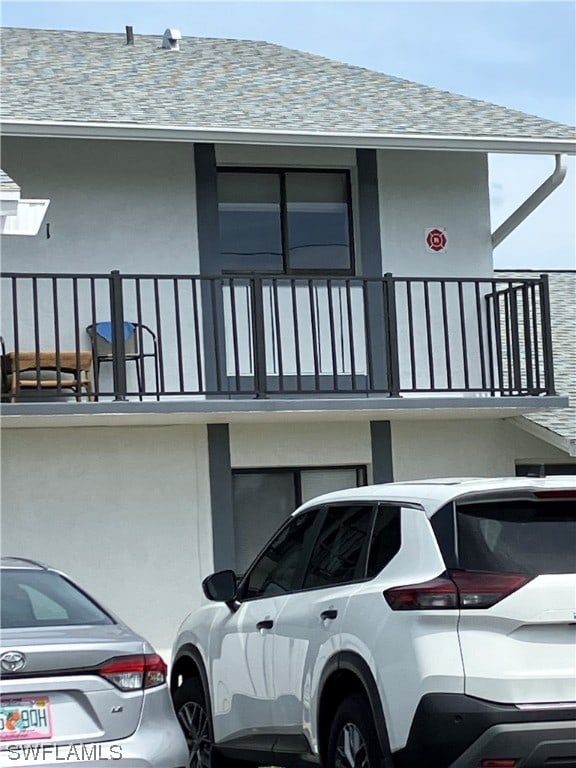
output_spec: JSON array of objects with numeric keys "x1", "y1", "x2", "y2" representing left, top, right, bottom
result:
[
  {"x1": 384, "y1": 571, "x2": 532, "y2": 610},
  {"x1": 99, "y1": 654, "x2": 167, "y2": 690}
]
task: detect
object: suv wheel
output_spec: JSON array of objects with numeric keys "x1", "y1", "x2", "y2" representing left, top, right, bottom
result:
[
  {"x1": 174, "y1": 678, "x2": 255, "y2": 768},
  {"x1": 327, "y1": 694, "x2": 392, "y2": 768},
  {"x1": 174, "y1": 678, "x2": 213, "y2": 768}
]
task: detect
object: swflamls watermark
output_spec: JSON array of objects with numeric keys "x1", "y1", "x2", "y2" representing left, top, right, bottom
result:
[{"x1": 1, "y1": 744, "x2": 123, "y2": 764}]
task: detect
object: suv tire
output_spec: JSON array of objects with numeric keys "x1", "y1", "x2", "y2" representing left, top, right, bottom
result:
[
  {"x1": 327, "y1": 694, "x2": 393, "y2": 768},
  {"x1": 173, "y1": 678, "x2": 213, "y2": 768},
  {"x1": 173, "y1": 678, "x2": 255, "y2": 768}
]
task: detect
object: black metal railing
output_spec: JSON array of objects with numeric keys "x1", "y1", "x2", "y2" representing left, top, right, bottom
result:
[{"x1": 0, "y1": 271, "x2": 556, "y2": 402}]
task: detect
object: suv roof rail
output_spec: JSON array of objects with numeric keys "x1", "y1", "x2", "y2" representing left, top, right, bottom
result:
[{"x1": 0, "y1": 556, "x2": 50, "y2": 570}]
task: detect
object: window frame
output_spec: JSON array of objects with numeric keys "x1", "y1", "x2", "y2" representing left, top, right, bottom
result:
[
  {"x1": 217, "y1": 167, "x2": 356, "y2": 276},
  {"x1": 232, "y1": 465, "x2": 367, "y2": 509}
]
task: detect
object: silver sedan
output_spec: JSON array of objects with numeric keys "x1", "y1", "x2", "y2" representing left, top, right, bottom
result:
[{"x1": 0, "y1": 557, "x2": 187, "y2": 768}]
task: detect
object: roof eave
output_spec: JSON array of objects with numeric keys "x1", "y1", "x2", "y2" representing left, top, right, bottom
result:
[
  {"x1": 3, "y1": 120, "x2": 575, "y2": 155},
  {"x1": 512, "y1": 415, "x2": 576, "y2": 457}
]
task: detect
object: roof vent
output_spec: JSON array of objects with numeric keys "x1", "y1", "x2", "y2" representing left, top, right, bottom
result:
[{"x1": 162, "y1": 28, "x2": 181, "y2": 50}]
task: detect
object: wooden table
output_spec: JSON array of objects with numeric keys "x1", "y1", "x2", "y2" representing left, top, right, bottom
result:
[{"x1": 5, "y1": 351, "x2": 94, "y2": 402}]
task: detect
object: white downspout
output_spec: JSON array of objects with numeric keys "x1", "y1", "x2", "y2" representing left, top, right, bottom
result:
[{"x1": 491, "y1": 153, "x2": 567, "y2": 248}]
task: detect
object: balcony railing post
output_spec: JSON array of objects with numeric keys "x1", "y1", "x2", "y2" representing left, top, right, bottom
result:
[
  {"x1": 539, "y1": 273, "x2": 556, "y2": 396},
  {"x1": 251, "y1": 276, "x2": 268, "y2": 398},
  {"x1": 109, "y1": 269, "x2": 128, "y2": 401},
  {"x1": 383, "y1": 273, "x2": 401, "y2": 397}
]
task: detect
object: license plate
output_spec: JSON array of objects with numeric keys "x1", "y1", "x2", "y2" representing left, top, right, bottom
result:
[{"x1": 0, "y1": 698, "x2": 52, "y2": 741}]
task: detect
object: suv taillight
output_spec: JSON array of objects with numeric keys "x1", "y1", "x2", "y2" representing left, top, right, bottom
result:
[
  {"x1": 384, "y1": 571, "x2": 532, "y2": 610},
  {"x1": 99, "y1": 654, "x2": 167, "y2": 690}
]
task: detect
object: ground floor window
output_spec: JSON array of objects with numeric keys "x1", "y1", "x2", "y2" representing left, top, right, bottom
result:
[
  {"x1": 516, "y1": 463, "x2": 576, "y2": 477},
  {"x1": 232, "y1": 466, "x2": 366, "y2": 573}
]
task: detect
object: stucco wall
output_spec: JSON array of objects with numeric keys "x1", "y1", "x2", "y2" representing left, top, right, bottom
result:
[
  {"x1": 229, "y1": 421, "x2": 372, "y2": 469},
  {"x1": 391, "y1": 417, "x2": 569, "y2": 480},
  {"x1": 230, "y1": 416, "x2": 568, "y2": 481},
  {"x1": 0, "y1": 424, "x2": 211, "y2": 660},
  {"x1": 2, "y1": 139, "x2": 493, "y2": 280},
  {"x1": 1, "y1": 137, "x2": 199, "y2": 275},
  {"x1": 378, "y1": 149, "x2": 493, "y2": 277}
]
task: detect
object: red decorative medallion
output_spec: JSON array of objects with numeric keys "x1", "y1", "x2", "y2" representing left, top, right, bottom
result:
[{"x1": 426, "y1": 228, "x2": 447, "y2": 252}]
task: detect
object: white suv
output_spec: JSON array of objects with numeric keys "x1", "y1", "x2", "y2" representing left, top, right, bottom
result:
[{"x1": 171, "y1": 477, "x2": 576, "y2": 768}]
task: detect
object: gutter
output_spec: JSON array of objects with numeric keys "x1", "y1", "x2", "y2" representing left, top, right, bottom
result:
[
  {"x1": 492, "y1": 154, "x2": 568, "y2": 247},
  {"x1": 2, "y1": 120, "x2": 576, "y2": 155}
]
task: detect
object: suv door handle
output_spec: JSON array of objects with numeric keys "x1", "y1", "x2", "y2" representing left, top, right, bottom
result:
[
  {"x1": 320, "y1": 609, "x2": 338, "y2": 620},
  {"x1": 256, "y1": 619, "x2": 274, "y2": 630}
]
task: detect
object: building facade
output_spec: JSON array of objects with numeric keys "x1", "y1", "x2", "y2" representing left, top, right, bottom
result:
[{"x1": 1, "y1": 27, "x2": 574, "y2": 658}]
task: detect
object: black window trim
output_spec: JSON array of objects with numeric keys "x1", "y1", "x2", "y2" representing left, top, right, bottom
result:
[
  {"x1": 430, "y1": 502, "x2": 459, "y2": 570},
  {"x1": 232, "y1": 465, "x2": 367, "y2": 509},
  {"x1": 217, "y1": 166, "x2": 356, "y2": 276},
  {"x1": 365, "y1": 502, "x2": 403, "y2": 579}
]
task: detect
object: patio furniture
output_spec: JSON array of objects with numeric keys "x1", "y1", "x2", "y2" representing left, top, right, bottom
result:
[
  {"x1": 86, "y1": 322, "x2": 160, "y2": 400},
  {"x1": 5, "y1": 350, "x2": 94, "y2": 402}
]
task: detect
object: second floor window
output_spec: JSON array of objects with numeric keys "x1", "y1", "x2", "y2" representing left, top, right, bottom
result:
[{"x1": 218, "y1": 169, "x2": 354, "y2": 274}]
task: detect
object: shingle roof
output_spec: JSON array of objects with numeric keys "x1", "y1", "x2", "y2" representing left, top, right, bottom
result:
[
  {"x1": 1, "y1": 27, "x2": 575, "y2": 142},
  {"x1": 499, "y1": 271, "x2": 576, "y2": 454}
]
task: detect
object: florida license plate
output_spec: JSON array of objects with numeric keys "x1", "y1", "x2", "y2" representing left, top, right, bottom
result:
[{"x1": 0, "y1": 698, "x2": 52, "y2": 741}]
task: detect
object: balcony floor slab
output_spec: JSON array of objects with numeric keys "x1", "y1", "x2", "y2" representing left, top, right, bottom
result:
[{"x1": 0, "y1": 394, "x2": 569, "y2": 429}]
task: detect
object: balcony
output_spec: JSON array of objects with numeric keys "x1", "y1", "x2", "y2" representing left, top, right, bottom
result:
[{"x1": 0, "y1": 271, "x2": 556, "y2": 407}]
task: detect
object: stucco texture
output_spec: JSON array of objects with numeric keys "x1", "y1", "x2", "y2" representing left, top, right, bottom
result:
[{"x1": 0, "y1": 424, "x2": 211, "y2": 659}]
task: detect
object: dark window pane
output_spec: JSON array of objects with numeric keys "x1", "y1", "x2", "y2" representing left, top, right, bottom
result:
[
  {"x1": 1, "y1": 570, "x2": 113, "y2": 628},
  {"x1": 242, "y1": 511, "x2": 318, "y2": 599},
  {"x1": 218, "y1": 173, "x2": 283, "y2": 272},
  {"x1": 233, "y1": 472, "x2": 296, "y2": 575},
  {"x1": 366, "y1": 505, "x2": 401, "y2": 578},
  {"x1": 516, "y1": 464, "x2": 576, "y2": 476},
  {"x1": 457, "y1": 500, "x2": 576, "y2": 575},
  {"x1": 286, "y1": 173, "x2": 351, "y2": 271},
  {"x1": 303, "y1": 504, "x2": 373, "y2": 589}
]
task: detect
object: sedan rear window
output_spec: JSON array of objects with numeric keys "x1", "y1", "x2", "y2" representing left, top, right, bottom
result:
[
  {"x1": 457, "y1": 500, "x2": 576, "y2": 575},
  {"x1": 1, "y1": 569, "x2": 114, "y2": 628}
]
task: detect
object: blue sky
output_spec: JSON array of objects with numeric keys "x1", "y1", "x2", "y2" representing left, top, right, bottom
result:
[{"x1": 2, "y1": 0, "x2": 575, "y2": 269}]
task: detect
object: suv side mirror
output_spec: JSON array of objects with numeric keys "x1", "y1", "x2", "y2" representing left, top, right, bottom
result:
[{"x1": 202, "y1": 570, "x2": 237, "y2": 605}]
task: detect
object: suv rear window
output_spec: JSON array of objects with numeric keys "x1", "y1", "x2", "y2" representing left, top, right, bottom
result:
[
  {"x1": 457, "y1": 500, "x2": 576, "y2": 575},
  {"x1": 1, "y1": 569, "x2": 114, "y2": 628}
]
